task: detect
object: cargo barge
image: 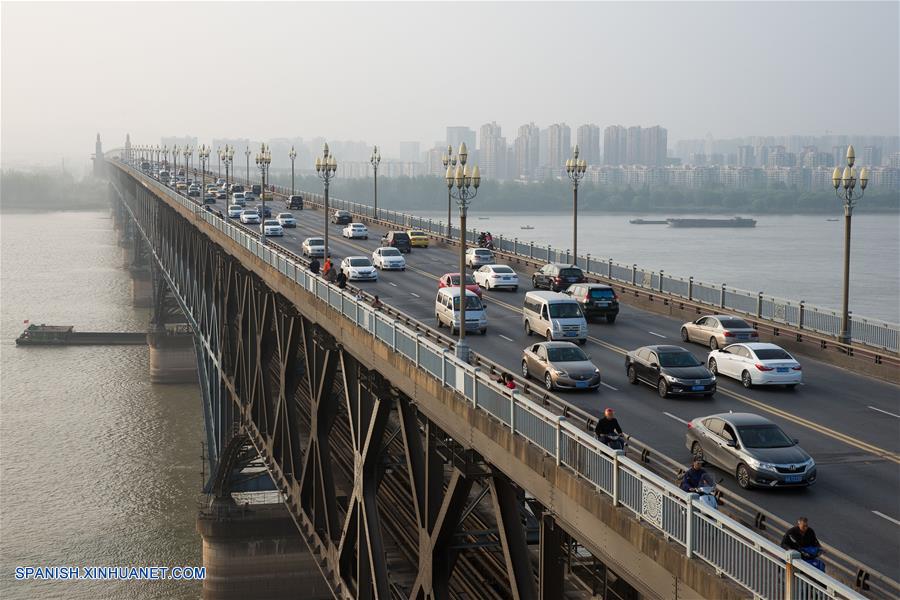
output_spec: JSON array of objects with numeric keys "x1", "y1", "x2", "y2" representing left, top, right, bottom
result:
[
  {"x1": 667, "y1": 217, "x2": 756, "y2": 228},
  {"x1": 15, "y1": 324, "x2": 148, "y2": 346},
  {"x1": 629, "y1": 219, "x2": 669, "y2": 225}
]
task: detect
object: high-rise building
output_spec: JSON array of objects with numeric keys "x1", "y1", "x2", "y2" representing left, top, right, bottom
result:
[
  {"x1": 738, "y1": 145, "x2": 755, "y2": 167},
  {"x1": 603, "y1": 125, "x2": 626, "y2": 165},
  {"x1": 640, "y1": 126, "x2": 667, "y2": 166},
  {"x1": 479, "y1": 121, "x2": 506, "y2": 180},
  {"x1": 514, "y1": 122, "x2": 540, "y2": 180},
  {"x1": 576, "y1": 124, "x2": 601, "y2": 165},
  {"x1": 398, "y1": 141, "x2": 421, "y2": 163},
  {"x1": 547, "y1": 123, "x2": 571, "y2": 171},
  {"x1": 626, "y1": 126, "x2": 642, "y2": 165},
  {"x1": 446, "y1": 126, "x2": 476, "y2": 154},
  {"x1": 539, "y1": 128, "x2": 551, "y2": 168},
  {"x1": 862, "y1": 146, "x2": 883, "y2": 167}
]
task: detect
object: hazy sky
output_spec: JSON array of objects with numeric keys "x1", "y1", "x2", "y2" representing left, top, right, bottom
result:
[{"x1": 2, "y1": 1, "x2": 898, "y2": 170}]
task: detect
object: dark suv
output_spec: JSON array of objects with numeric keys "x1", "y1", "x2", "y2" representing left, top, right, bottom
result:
[
  {"x1": 331, "y1": 210, "x2": 352, "y2": 225},
  {"x1": 564, "y1": 283, "x2": 619, "y2": 323},
  {"x1": 381, "y1": 231, "x2": 412, "y2": 253},
  {"x1": 532, "y1": 263, "x2": 586, "y2": 292},
  {"x1": 286, "y1": 195, "x2": 304, "y2": 210}
]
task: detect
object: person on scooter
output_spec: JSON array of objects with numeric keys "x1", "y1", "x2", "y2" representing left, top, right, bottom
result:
[
  {"x1": 781, "y1": 517, "x2": 824, "y2": 570},
  {"x1": 680, "y1": 458, "x2": 708, "y2": 492},
  {"x1": 595, "y1": 408, "x2": 625, "y2": 450}
]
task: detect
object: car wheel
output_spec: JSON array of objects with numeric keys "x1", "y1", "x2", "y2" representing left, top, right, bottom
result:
[
  {"x1": 532, "y1": 276, "x2": 538, "y2": 288},
  {"x1": 691, "y1": 442, "x2": 704, "y2": 463},
  {"x1": 736, "y1": 464, "x2": 753, "y2": 489},
  {"x1": 785, "y1": 384, "x2": 797, "y2": 390},
  {"x1": 606, "y1": 315, "x2": 616, "y2": 324},
  {"x1": 512, "y1": 286, "x2": 518, "y2": 293},
  {"x1": 627, "y1": 365, "x2": 638, "y2": 384},
  {"x1": 578, "y1": 338, "x2": 586, "y2": 346},
  {"x1": 708, "y1": 358, "x2": 718, "y2": 375},
  {"x1": 524, "y1": 321, "x2": 532, "y2": 336},
  {"x1": 544, "y1": 373, "x2": 554, "y2": 391},
  {"x1": 545, "y1": 330, "x2": 553, "y2": 342},
  {"x1": 480, "y1": 328, "x2": 487, "y2": 335},
  {"x1": 521, "y1": 361, "x2": 530, "y2": 379},
  {"x1": 436, "y1": 315, "x2": 442, "y2": 328},
  {"x1": 741, "y1": 370, "x2": 753, "y2": 389},
  {"x1": 709, "y1": 337, "x2": 718, "y2": 350},
  {"x1": 681, "y1": 327, "x2": 689, "y2": 342},
  {"x1": 657, "y1": 378, "x2": 668, "y2": 398}
]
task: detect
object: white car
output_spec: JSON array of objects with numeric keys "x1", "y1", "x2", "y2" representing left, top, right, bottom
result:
[
  {"x1": 302, "y1": 237, "x2": 327, "y2": 258},
  {"x1": 240, "y1": 209, "x2": 260, "y2": 224},
  {"x1": 707, "y1": 343, "x2": 802, "y2": 389},
  {"x1": 227, "y1": 204, "x2": 243, "y2": 218},
  {"x1": 263, "y1": 219, "x2": 284, "y2": 237},
  {"x1": 276, "y1": 212, "x2": 297, "y2": 228},
  {"x1": 473, "y1": 264, "x2": 519, "y2": 291},
  {"x1": 341, "y1": 256, "x2": 378, "y2": 281},
  {"x1": 342, "y1": 222, "x2": 369, "y2": 239},
  {"x1": 465, "y1": 247, "x2": 494, "y2": 267},
  {"x1": 372, "y1": 247, "x2": 406, "y2": 270}
]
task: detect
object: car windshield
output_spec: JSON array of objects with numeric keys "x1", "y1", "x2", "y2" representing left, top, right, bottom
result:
[
  {"x1": 264, "y1": 220, "x2": 278, "y2": 226},
  {"x1": 244, "y1": 210, "x2": 258, "y2": 215},
  {"x1": 278, "y1": 213, "x2": 293, "y2": 218},
  {"x1": 492, "y1": 266, "x2": 514, "y2": 274},
  {"x1": 474, "y1": 249, "x2": 492, "y2": 256},
  {"x1": 452, "y1": 297, "x2": 483, "y2": 310},
  {"x1": 352, "y1": 224, "x2": 365, "y2": 228},
  {"x1": 410, "y1": 231, "x2": 425, "y2": 236},
  {"x1": 307, "y1": 238, "x2": 324, "y2": 246},
  {"x1": 559, "y1": 268, "x2": 583, "y2": 278},
  {"x1": 719, "y1": 318, "x2": 751, "y2": 329},
  {"x1": 349, "y1": 259, "x2": 372, "y2": 267},
  {"x1": 548, "y1": 303, "x2": 582, "y2": 318},
  {"x1": 658, "y1": 352, "x2": 702, "y2": 367},
  {"x1": 589, "y1": 288, "x2": 615, "y2": 299},
  {"x1": 229, "y1": 205, "x2": 240, "y2": 210},
  {"x1": 547, "y1": 346, "x2": 588, "y2": 362},
  {"x1": 754, "y1": 348, "x2": 792, "y2": 360},
  {"x1": 449, "y1": 275, "x2": 476, "y2": 285},
  {"x1": 382, "y1": 248, "x2": 401, "y2": 256},
  {"x1": 393, "y1": 233, "x2": 410, "y2": 240},
  {"x1": 737, "y1": 424, "x2": 795, "y2": 448}
]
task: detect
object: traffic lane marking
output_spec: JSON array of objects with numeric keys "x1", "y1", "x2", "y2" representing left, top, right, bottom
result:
[
  {"x1": 664, "y1": 412, "x2": 689, "y2": 425},
  {"x1": 872, "y1": 511, "x2": 900, "y2": 526},
  {"x1": 869, "y1": 406, "x2": 900, "y2": 419},
  {"x1": 648, "y1": 331, "x2": 667, "y2": 339},
  {"x1": 499, "y1": 334, "x2": 515, "y2": 342},
  {"x1": 600, "y1": 382, "x2": 618, "y2": 392}
]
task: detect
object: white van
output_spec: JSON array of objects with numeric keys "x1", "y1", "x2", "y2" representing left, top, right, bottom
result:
[
  {"x1": 435, "y1": 287, "x2": 487, "y2": 335},
  {"x1": 522, "y1": 291, "x2": 587, "y2": 344}
]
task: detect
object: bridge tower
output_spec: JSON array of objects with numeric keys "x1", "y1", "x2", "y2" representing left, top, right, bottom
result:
[
  {"x1": 124, "y1": 133, "x2": 132, "y2": 164},
  {"x1": 93, "y1": 133, "x2": 104, "y2": 177}
]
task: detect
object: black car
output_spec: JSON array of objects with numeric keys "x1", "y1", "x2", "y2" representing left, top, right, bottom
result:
[
  {"x1": 532, "y1": 263, "x2": 586, "y2": 292},
  {"x1": 286, "y1": 194, "x2": 304, "y2": 210},
  {"x1": 564, "y1": 283, "x2": 619, "y2": 323},
  {"x1": 625, "y1": 345, "x2": 716, "y2": 398},
  {"x1": 254, "y1": 204, "x2": 272, "y2": 218},
  {"x1": 332, "y1": 210, "x2": 352, "y2": 225},
  {"x1": 382, "y1": 231, "x2": 412, "y2": 253}
]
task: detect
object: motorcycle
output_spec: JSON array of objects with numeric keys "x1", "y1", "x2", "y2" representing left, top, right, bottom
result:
[
  {"x1": 477, "y1": 232, "x2": 495, "y2": 250},
  {"x1": 799, "y1": 546, "x2": 826, "y2": 572},
  {"x1": 692, "y1": 474, "x2": 721, "y2": 510},
  {"x1": 598, "y1": 433, "x2": 627, "y2": 453}
]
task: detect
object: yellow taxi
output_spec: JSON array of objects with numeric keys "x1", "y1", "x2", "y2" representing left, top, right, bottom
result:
[{"x1": 407, "y1": 230, "x2": 430, "y2": 248}]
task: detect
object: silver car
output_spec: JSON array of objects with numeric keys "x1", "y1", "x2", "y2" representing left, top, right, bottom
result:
[
  {"x1": 521, "y1": 341, "x2": 601, "y2": 391},
  {"x1": 681, "y1": 315, "x2": 759, "y2": 350},
  {"x1": 685, "y1": 412, "x2": 816, "y2": 489}
]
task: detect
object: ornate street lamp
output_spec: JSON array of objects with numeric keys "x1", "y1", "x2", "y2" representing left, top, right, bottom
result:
[
  {"x1": 445, "y1": 142, "x2": 480, "y2": 362},
  {"x1": 172, "y1": 144, "x2": 180, "y2": 178},
  {"x1": 441, "y1": 145, "x2": 458, "y2": 238},
  {"x1": 183, "y1": 145, "x2": 192, "y2": 181},
  {"x1": 222, "y1": 144, "x2": 234, "y2": 187},
  {"x1": 162, "y1": 145, "x2": 169, "y2": 172},
  {"x1": 257, "y1": 144, "x2": 272, "y2": 244},
  {"x1": 370, "y1": 145, "x2": 381, "y2": 219},
  {"x1": 289, "y1": 146, "x2": 297, "y2": 196},
  {"x1": 315, "y1": 144, "x2": 338, "y2": 261},
  {"x1": 199, "y1": 145, "x2": 210, "y2": 203},
  {"x1": 832, "y1": 145, "x2": 869, "y2": 345},
  {"x1": 565, "y1": 145, "x2": 587, "y2": 260},
  {"x1": 217, "y1": 146, "x2": 222, "y2": 180},
  {"x1": 244, "y1": 146, "x2": 252, "y2": 187}
]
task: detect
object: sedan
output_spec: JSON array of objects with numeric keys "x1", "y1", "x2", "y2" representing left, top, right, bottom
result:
[
  {"x1": 625, "y1": 345, "x2": 716, "y2": 398},
  {"x1": 342, "y1": 223, "x2": 369, "y2": 239},
  {"x1": 438, "y1": 273, "x2": 482, "y2": 299},
  {"x1": 332, "y1": 210, "x2": 352, "y2": 225},
  {"x1": 263, "y1": 220, "x2": 284, "y2": 237},
  {"x1": 240, "y1": 210, "x2": 260, "y2": 224},
  {"x1": 188, "y1": 185, "x2": 200, "y2": 197},
  {"x1": 473, "y1": 265, "x2": 519, "y2": 291},
  {"x1": 232, "y1": 192, "x2": 246, "y2": 205},
  {"x1": 302, "y1": 237, "x2": 328, "y2": 258},
  {"x1": 276, "y1": 213, "x2": 297, "y2": 228},
  {"x1": 707, "y1": 343, "x2": 802, "y2": 389},
  {"x1": 203, "y1": 193, "x2": 217, "y2": 204},
  {"x1": 372, "y1": 247, "x2": 406, "y2": 270},
  {"x1": 522, "y1": 341, "x2": 601, "y2": 391},
  {"x1": 685, "y1": 412, "x2": 816, "y2": 489},
  {"x1": 216, "y1": 190, "x2": 228, "y2": 200},
  {"x1": 465, "y1": 248, "x2": 495, "y2": 268},
  {"x1": 407, "y1": 230, "x2": 429, "y2": 248},
  {"x1": 532, "y1": 263, "x2": 586, "y2": 292},
  {"x1": 681, "y1": 315, "x2": 759, "y2": 350},
  {"x1": 341, "y1": 257, "x2": 378, "y2": 281},
  {"x1": 227, "y1": 204, "x2": 243, "y2": 218}
]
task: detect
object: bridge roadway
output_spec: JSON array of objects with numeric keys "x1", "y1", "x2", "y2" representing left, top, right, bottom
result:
[{"x1": 191, "y1": 187, "x2": 900, "y2": 578}]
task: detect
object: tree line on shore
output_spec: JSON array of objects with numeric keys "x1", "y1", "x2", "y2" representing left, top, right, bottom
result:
[{"x1": 1, "y1": 170, "x2": 108, "y2": 211}]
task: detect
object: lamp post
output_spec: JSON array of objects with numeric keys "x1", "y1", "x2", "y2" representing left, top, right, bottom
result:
[
  {"x1": 223, "y1": 145, "x2": 234, "y2": 187},
  {"x1": 289, "y1": 146, "x2": 297, "y2": 196},
  {"x1": 257, "y1": 144, "x2": 272, "y2": 245},
  {"x1": 199, "y1": 145, "x2": 210, "y2": 203},
  {"x1": 441, "y1": 145, "x2": 457, "y2": 238},
  {"x1": 162, "y1": 145, "x2": 169, "y2": 173},
  {"x1": 217, "y1": 147, "x2": 222, "y2": 181},
  {"x1": 154, "y1": 145, "x2": 160, "y2": 170},
  {"x1": 445, "y1": 142, "x2": 480, "y2": 362},
  {"x1": 832, "y1": 145, "x2": 869, "y2": 345},
  {"x1": 172, "y1": 144, "x2": 180, "y2": 179},
  {"x1": 315, "y1": 144, "x2": 338, "y2": 261},
  {"x1": 245, "y1": 147, "x2": 251, "y2": 188},
  {"x1": 370, "y1": 145, "x2": 381, "y2": 219},
  {"x1": 565, "y1": 145, "x2": 587, "y2": 261},
  {"x1": 183, "y1": 146, "x2": 192, "y2": 182}
]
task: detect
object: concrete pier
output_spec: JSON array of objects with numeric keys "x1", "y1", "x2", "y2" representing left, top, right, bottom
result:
[
  {"x1": 130, "y1": 267, "x2": 152, "y2": 307},
  {"x1": 197, "y1": 501, "x2": 331, "y2": 600},
  {"x1": 147, "y1": 330, "x2": 197, "y2": 384}
]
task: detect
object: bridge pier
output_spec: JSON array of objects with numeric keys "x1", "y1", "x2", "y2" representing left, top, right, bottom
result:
[
  {"x1": 197, "y1": 501, "x2": 331, "y2": 600},
  {"x1": 147, "y1": 329, "x2": 197, "y2": 383},
  {"x1": 130, "y1": 267, "x2": 152, "y2": 307}
]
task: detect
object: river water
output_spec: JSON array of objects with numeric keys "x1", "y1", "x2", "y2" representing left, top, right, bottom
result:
[
  {"x1": 0, "y1": 211, "x2": 203, "y2": 599},
  {"x1": 415, "y1": 211, "x2": 900, "y2": 323}
]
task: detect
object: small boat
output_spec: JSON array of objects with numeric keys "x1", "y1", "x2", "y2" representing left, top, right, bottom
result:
[
  {"x1": 520, "y1": 225, "x2": 535, "y2": 230},
  {"x1": 478, "y1": 217, "x2": 490, "y2": 220},
  {"x1": 826, "y1": 218, "x2": 839, "y2": 222},
  {"x1": 629, "y1": 219, "x2": 669, "y2": 225}
]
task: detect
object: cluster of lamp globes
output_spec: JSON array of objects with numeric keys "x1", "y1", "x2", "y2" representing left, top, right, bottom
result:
[
  {"x1": 565, "y1": 145, "x2": 588, "y2": 178},
  {"x1": 256, "y1": 143, "x2": 271, "y2": 168},
  {"x1": 315, "y1": 143, "x2": 338, "y2": 175},
  {"x1": 219, "y1": 145, "x2": 235, "y2": 163},
  {"x1": 442, "y1": 142, "x2": 481, "y2": 190},
  {"x1": 832, "y1": 145, "x2": 868, "y2": 192}
]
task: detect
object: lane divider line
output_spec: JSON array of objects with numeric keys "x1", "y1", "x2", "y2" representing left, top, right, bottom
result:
[
  {"x1": 872, "y1": 510, "x2": 900, "y2": 526},
  {"x1": 600, "y1": 382, "x2": 619, "y2": 392},
  {"x1": 648, "y1": 331, "x2": 667, "y2": 339},
  {"x1": 869, "y1": 406, "x2": 900, "y2": 419},
  {"x1": 664, "y1": 412, "x2": 689, "y2": 425},
  {"x1": 410, "y1": 292, "x2": 420, "y2": 298},
  {"x1": 499, "y1": 334, "x2": 515, "y2": 342}
]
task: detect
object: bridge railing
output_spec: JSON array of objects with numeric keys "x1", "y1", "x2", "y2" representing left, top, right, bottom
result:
[{"x1": 118, "y1": 162, "x2": 867, "y2": 600}]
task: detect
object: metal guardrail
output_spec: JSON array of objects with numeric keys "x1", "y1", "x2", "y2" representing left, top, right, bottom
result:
[{"x1": 117, "y1": 160, "x2": 868, "y2": 600}]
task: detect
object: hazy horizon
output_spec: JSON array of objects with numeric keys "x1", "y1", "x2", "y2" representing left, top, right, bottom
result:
[{"x1": 2, "y1": 1, "x2": 898, "y2": 173}]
